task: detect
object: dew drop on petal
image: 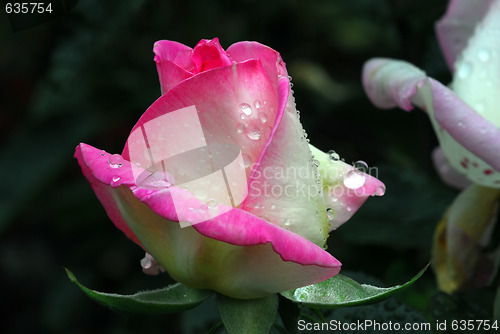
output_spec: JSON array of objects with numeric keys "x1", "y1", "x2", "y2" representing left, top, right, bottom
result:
[
  {"x1": 108, "y1": 154, "x2": 124, "y2": 168},
  {"x1": 112, "y1": 176, "x2": 121, "y2": 183},
  {"x1": 478, "y1": 48, "x2": 491, "y2": 62},
  {"x1": 239, "y1": 103, "x2": 252, "y2": 116},
  {"x1": 207, "y1": 199, "x2": 217, "y2": 209},
  {"x1": 328, "y1": 150, "x2": 340, "y2": 161},
  {"x1": 270, "y1": 203, "x2": 276, "y2": 210},
  {"x1": 237, "y1": 123, "x2": 245, "y2": 134},
  {"x1": 254, "y1": 100, "x2": 261, "y2": 109},
  {"x1": 258, "y1": 110, "x2": 267, "y2": 123},
  {"x1": 194, "y1": 188, "x2": 208, "y2": 201},
  {"x1": 326, "y1": 208, "x2": 335, "y2": 221},
  {"x1": 354, "y1": 160, "x2": 368, "y2": 173},
  {"x1": 245, "y1": 125, "x2": 261, "y2": 140},
  {"x1": 242, "y1": 153, "x2": 252, "y2": 168},
  {"x1": 373, "y1": 185, "x2": 386, "y2": 196},
  {"x1": 457, "y1": 61, "x2": 472, "y2": 78},
  {"x1": 284, "y1": 218, "x2": 291, "y2": 227},
  {"x1": 254, "y1": 202, "x2": 260, "y2": 209},
  {"x1": 100, "y1": 150, "x2": 106, "y2": 156},
  {"x1": 343, "y1": 170, "x2": 366, "y2": 189}
]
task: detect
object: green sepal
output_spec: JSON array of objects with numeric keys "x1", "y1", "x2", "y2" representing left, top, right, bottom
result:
[
  {"x1": 65, "y1": 268, "x2": 213, "y2": 314},
  {"x1": 216, "y1": 293, "x2": 278, "y2": 334},
  {"x1": 280, "y1": 264, "x2": 429, "y2": 308}
]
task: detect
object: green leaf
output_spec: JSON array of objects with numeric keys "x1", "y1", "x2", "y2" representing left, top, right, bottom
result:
[
  {"x1": 216, "y1": 293, "x2": 278, "y2": 334},
  {"x1": 280, "y1": 264, "x2": 429, "y2": 308},
  {"x1": 65, "y1": 268, "x2": 213, "y2": 314}
]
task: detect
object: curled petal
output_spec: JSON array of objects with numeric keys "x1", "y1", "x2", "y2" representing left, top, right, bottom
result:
[
  {"x1": 435, "y1": 0, "x2": 496, "y2": 72},
  {"x1": 241, "y1": 77, "x2": 329, "y2": 246},
  {"x1": 74, "y1": 144, "x2": 142, "y2": 246},
  {"x1": 432, "y1": 184, "x2": 500, "y2": 293},
  {"x1": 310, "y1": 145, "x2": 386, "y2": 231},
  {"x1": 362, "y1": 58, "x2": 500, "y2": 188},
  {"x1": 227, "y1": 41, "x2": 288, "y2": 90},
  {"x1": 191, "y1": 38, "x2": 232, "y2": 73},
  {"x1": 153, "y1": 40, "x2": 195, "y2": 94},
  {"x1": 74, "y1": 143, "x2": 341, "y2": 299}
]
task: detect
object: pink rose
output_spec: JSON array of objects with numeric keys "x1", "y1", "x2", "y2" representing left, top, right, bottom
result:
[{"x1": 75, "y1": 38, "x2": 384, "y2": 299}]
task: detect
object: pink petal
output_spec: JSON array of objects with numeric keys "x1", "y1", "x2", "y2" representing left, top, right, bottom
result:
[
  {"x1": 240, "y1": 77, "x2": 330, "y2": 246},
  {"x1": 435, "y1": 0, "x2": 496, "y2": 72},
  {"x1": 432, "y1": 147, "x2": 472, "y2": 190},
  {"x1": 191, "y1": 38, "x2": 232, "y2": 73},
  {"x1": 310, "y1": 146, "x2": 386, "y2": 231},
  {"x1": 227, "y1": 41, "x2": 288, "y2": 90},
  {"x1": 74, "y1": 143, "x2": 142, "y2": 246},
  {"x1": 74, "y1": 143, "x2": 341, "y2": 298},
  {"x1": 122, "y1": 60, "x2": 279, "y2": 184},
  {"x1": 153, "y1": 40, "x2": 195, "y2": 94},
  {"x1": 363, "y1": 58, "x2": 500, "y2": 188}
]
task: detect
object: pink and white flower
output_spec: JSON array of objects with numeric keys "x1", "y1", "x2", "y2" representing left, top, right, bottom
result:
[{"x1": 75, "y1": 38, "x2": 384, "y2": 299}]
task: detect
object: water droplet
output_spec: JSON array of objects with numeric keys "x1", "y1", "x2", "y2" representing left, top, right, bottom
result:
[
  {"x1": 198, "y1": 204, "x2": 209, "y2": 212},
  {"x1": 343, "y1": 170, "x2": 366, "y2": 189},
  {"x1": 108, "y1": 154, "x2": 124, "y2": 168},
  {"x1": 312, "y1": 159, "x2": 320, "y2": 167},
  {"x1": 254, "y1": 100, "x2": 261, "y2": 109},
  {"x1": 207, "y1": 199, "x2": 217, "y2": 209},
  {"x1": 347, "y1": 206, "x2": 352, "y2": 212},
  {"x1": 245, "y1": 125, "x2": 261, "y2": 140},
  {"x1": 328, "y1": 150, "x2": 340, "y2": 161},
  {"x1": 100, "y1": 150, "x2": 106, "y2": 156},
  {"x1": 194, "y1": 188, "x2": 208, "y2": 200},
  {"x1": 457, "y1": 121, "x2": 465, "y2": 128},
  {"x1": 237, "y1": 123, "x2": 245, "y2": 134},
  {"x1": 478, "y1": 48, "x2": 491, "y2": 62},
  {"x1": 457, "y1": 61, "x2": 472, "y2": 78},
  {"x1": 239, "y1": 103, "x2": 252, "y2": 116},
  {"x1": 242, "y1": 153, "x2": 252, "y2": 168},
  {"x1": 326, "y1": 208, "x2": 335, "y2": 221},
  {"x1": 270, "y1": 204, "x2": 276, "y2": 210},
  {"x1": 258, "y1": 110, "x2": 267, "y2": 123},
  {"x1": 254, "y1": 203, "x2": 260, "y2": 209},
  {"x1": 373, "y1": 186, "x2": 386, "y2": 196},
  {"x1": 112, "y1": 176, "x2": 121, "y2": 183},
  {"x1": 284, "y1": 218, "x2": 291, "y2": 227},
  {"x1": 354, "y1": 160, "x2": 368, "y2": 173}
]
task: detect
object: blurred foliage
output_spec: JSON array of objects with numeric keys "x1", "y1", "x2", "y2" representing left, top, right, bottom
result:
[{"x1": 2, "y1": 0, "x2": 495, "y2": 333}]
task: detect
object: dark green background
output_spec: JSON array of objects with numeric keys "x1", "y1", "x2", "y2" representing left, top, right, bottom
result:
[{"x1": 1, "y1": 0, "x2": 493, "y2": 333}]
